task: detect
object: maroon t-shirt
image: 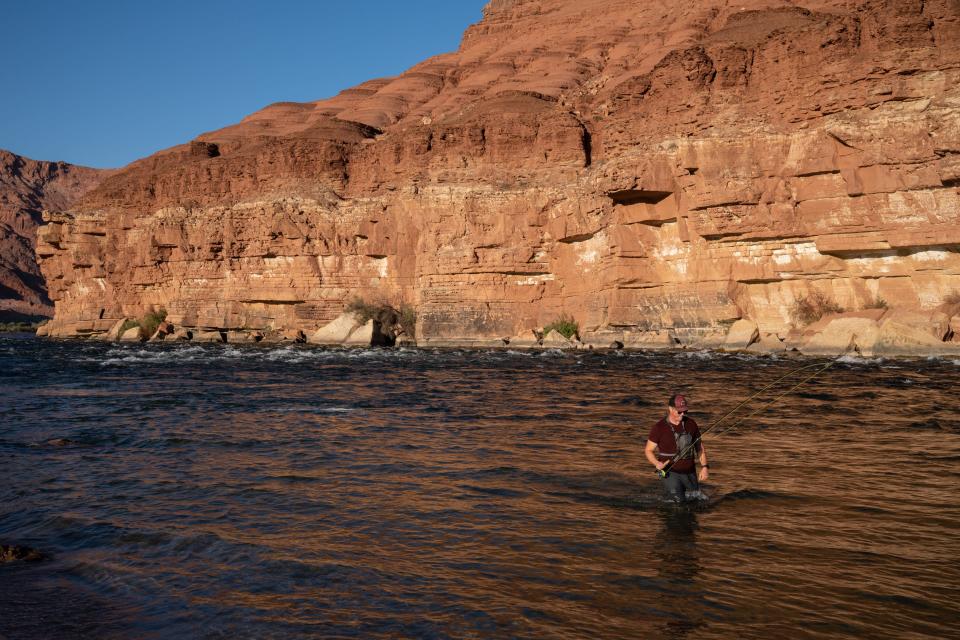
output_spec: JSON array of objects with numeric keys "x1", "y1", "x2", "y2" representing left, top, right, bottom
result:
[{"x1": 648, "y1": 416, "x2": 701, "y2": 474}]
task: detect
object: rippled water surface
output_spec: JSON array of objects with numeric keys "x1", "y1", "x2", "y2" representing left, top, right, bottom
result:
[{"x1": 1, "y1": 335, "x2": 959, "y2": 639}]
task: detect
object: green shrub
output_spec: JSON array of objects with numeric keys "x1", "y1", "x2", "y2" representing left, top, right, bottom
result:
[
  {"x1": 791, "y1": 291, "x2": 844, "y2": 326},
  {"x1": 863, "y1": 295, "x2": 888, "y2": 310},
  {"x1": 543, "y1": 314, "x2": 579, "y2": 340},
  {"x1": 139, "y1": 307, "x2": 167, "y2": 338},
  {"x1": 117, "y1": 307, "x2": 167, "y2": 339}
]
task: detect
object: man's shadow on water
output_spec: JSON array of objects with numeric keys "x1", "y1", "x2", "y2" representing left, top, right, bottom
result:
[
  {"x1": 649, "y1": 504, "x2": 706, "y2": 637},
  {"x1": 533, "y1": 470, "x2": 716, "y2": 635}
]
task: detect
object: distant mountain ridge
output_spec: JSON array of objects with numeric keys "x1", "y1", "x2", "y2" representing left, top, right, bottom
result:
[{"x1": 0, "y1": 150, "x2": 108, "y2": 321}]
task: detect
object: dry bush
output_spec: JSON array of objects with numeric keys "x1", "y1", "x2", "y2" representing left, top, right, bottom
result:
[
  {"x1": 790, "y1": 292, "x2": 844, "y2": 326},
  {"x1": 347, "y1": 297, "x2": 417, "y2": 338},
  {"x1": 863, "y1": 295, "x2": 888, "y2": 310}
]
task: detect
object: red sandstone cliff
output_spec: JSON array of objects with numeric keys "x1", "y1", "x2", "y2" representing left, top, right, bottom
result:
[
  {"x1": 36, "y1": 0, "x2": 960, "y2": 352},
  {"x1": 0, "y1": 150, "x2": 107, "y2": 321}
]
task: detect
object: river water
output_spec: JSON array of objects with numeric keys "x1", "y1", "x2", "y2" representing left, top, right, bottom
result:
[{"x1": 1, "y1": 335, "x2": 958, "y2": 639}]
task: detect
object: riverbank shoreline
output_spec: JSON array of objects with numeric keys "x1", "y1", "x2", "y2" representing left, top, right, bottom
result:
[
  {"x1": 35, "y1": 301, "x2": 960, "y2": 358},
  {"x1": 20, "y1": 333, "x2": 960, "y2": 361},
  {"x1": 0, "y1": 322, "x2": 44, "y2": 333}
]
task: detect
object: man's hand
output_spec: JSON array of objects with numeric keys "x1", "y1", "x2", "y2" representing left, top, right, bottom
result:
[
  {"x1": 698, "y1": 466, "x2": 709, "y2": 482},
  {"x1": 655, "y1": 460, "x2": 665, "y2": 471}
]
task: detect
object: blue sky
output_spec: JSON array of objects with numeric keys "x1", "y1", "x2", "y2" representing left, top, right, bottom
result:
[{"x1": 0, "y1": 1, "x2": 485, "y2": 168}]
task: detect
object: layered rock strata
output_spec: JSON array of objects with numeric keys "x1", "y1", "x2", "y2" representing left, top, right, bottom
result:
[
  {"x1": 37, "y1": 0, "x2": 960, "y2": 354},
  {"x1": 0, "y1": 150, "x2": 106, "y2": 321}
]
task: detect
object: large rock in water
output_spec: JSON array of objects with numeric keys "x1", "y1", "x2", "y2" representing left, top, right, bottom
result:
[
  {"x1": 723, "y1": 320, "x2": 759, "y2": 351},
  {"x1": 100, "y1": 318, "x2": 129, "y2": 342},
  {"x1": 32, "y1": 1, "x2": 960, "y2": 352},
  {"x1": 803, "y1": 317, "x2": 881, "y2": 356},
  {"x1": 747, "y1": 332, "x2": 786, "y2": 354},
  {"x1": 950, "y1": 316, "x2": 960, "y2": 342},
  {"x1": 309, "y1": 312, "x2": 363, "y2": 345},
  {"x1": 869, "y1": 319, "x2": 960, "y2": 357},
  {"x1": 623, "y1": 330, "x2": 675, "y2": 350},
  {"x1": 308, "y1": 313, "x2": 381, "y2": 346},
  {"x1": 343, "y1": 319, "x2": 374, "y2": 346},
  {"x1": 799, "y1": 312, "x2": 960, "y2": 356},
  {"x1": 193, "y1": 331, "x2": 225, "y2": 343},
  {"x1": 119, "y1": 326, "x2": 142, "y2": 342},
  {"x1": 542, "y1": 330, "x2": 575, "y2": 348}
]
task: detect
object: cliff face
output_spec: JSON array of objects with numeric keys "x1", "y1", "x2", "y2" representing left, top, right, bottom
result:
[
  {"x1": 0, "y1": 150, "x2": 107, "y2": 322},
  {"x1": 37, "y1": 0, "x2": 960, "y2": 346}
]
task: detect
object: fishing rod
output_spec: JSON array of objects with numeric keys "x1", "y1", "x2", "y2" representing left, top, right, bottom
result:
[
  {"x1": 656, "y1": 357, "x2": 841, "y2": 479},
  {"x1": 703, "y1": 358, "x2": 843, "y2": 443}
]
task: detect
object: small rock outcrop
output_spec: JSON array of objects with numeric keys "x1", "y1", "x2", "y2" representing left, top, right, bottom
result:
[
  {"x1": 792, "y1": 309, "x2": 960, "y2": 357},
  {"x1": 0, "y1": 544, "x2": 46, "y2": 563},
  {"x1": 99, "y1": 318, "x2": 129, "y2": 341},
  {"x1": 504, "y1": 330, "x2": 539, "y2": 349},
  {"x1": 623, "y1": 331, "x2": 675, "y2": 350},
  {"x1": 149, "y1": 321, "x2": 176, "y2": 341},
  {"x1": 723, "y1": 320, "x2": 760, "y2": 351},
  {"x1": 747, "y1": 333, "x2": 786, "y2": 354},
  {"x1": 193, "y1": 331, "x2": 226, "y2": 343},
  {"x1": 542, "y1": 330, "x2": 575, "y2": 349},
  {"x1": 119, "y1": 326, "x2": 142, "y2": 342},
  {"x1": 344, "y1": 319, "x2": 375, "y2": 346},
  {"x1": 309, "y1": 313, "x2": 364, "y2": 345},
  {"x1": 308, "y1": 313, "x2": 390, "y2": 347}
]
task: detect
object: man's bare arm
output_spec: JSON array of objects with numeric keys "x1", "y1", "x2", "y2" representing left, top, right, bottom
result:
[{"x1": 645, "y1": 439, "x2": 664, "y2": 470}]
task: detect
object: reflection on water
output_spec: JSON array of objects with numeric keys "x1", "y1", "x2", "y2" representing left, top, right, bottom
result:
[
  {"x1": 1, "y1": 335, "x2": 959, "y2": 638},
  {"x1": 655, "y1": 507, "x2": 702, "y2": 637}
]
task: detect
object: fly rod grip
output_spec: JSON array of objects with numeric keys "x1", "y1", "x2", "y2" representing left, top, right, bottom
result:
[{"x1": 656, "y1": 466, "x2": 670, "y2": 479}]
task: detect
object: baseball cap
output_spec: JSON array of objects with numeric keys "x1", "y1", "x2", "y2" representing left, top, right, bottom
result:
[{"x1": 672, "y1": 394, "x2": 689, "y2": 411}]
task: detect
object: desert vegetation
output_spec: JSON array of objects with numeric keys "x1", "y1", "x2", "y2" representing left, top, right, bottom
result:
[
  {"x1": 790, "y1": 292, "x2": 844, "y2": 326},
  {"x1": 863, "y1": 295, "x2": 888, "y2": 310},
  {"x1": 542, "y1": 314, "x2": 579, "y2": 340},
  {"x1": 346, "y1": 297, "x2": 417, "y2": 338},
  {"x1": 139, "y1": 308, "x2": 167, "y2": 338},
  {"x1": 120, "y1": 307, "x2": 168, "y2": 339},
  {"x1": 0, "y1": 321, "x2": 43, "y2": 332}
]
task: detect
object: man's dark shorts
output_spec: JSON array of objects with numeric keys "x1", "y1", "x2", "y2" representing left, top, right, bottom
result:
[{"x1": 662, "y1": 471, "x2": 700, "y2": 502}]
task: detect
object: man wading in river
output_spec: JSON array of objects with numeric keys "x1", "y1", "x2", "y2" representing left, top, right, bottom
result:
[{"x1": 645, "y1": 394, "x2": 709, "y2": 501}]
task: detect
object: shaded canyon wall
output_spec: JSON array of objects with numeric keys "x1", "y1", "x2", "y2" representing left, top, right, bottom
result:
[{"x1": 0, "y1": 150, "x2": 107, "y2": 321}]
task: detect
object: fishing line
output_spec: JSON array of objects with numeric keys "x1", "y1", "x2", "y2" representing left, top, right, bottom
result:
[{"x1": 657, "y1": 356, "x2": 841, "y2": 479}]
